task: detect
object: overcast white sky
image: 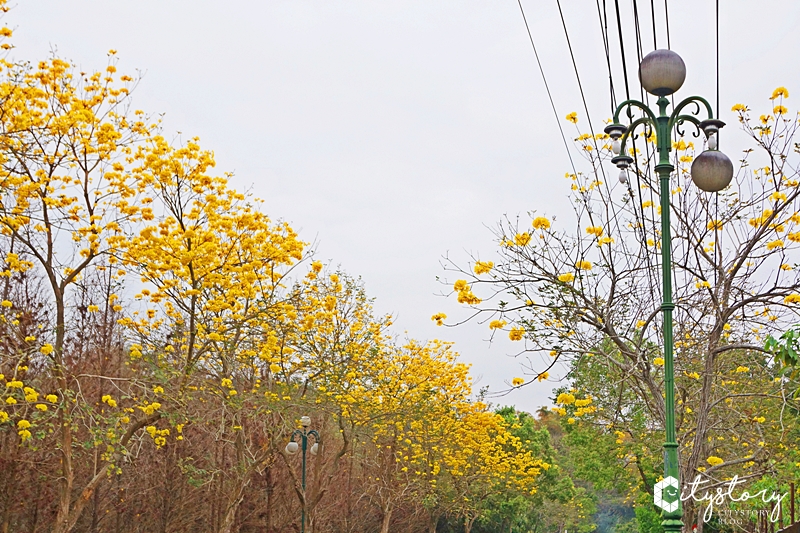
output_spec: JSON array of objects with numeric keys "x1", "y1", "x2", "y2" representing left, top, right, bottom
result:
[{"x1": 11, "y1": 0, "x2": 800, "y2": 413}]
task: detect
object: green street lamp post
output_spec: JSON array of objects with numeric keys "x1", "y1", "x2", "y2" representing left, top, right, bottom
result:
[
  {"x1": 285, "y1": 415, "x2": 320, "y2": 533},
  {"x1": 603, "y1": 49, "x2": 734, "y2": 533}
]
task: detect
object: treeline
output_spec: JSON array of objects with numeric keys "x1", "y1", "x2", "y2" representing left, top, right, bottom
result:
[{"x1": 0, "y1": 48, "x2": 564, "y2": 532}]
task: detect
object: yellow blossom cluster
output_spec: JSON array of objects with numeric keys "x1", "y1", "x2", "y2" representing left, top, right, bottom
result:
[{"x1": 453, "y1": 279, "x2": 481, "y2": 305}]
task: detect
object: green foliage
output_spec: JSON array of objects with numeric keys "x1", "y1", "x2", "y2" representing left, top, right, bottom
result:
[{"x1": 765, "y1": 326, "x2": 800, "y2": 370}]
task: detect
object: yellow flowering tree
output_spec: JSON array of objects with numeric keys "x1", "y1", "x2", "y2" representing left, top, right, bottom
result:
[
  {"x1": 0, "y1": 52, "x2": 184, "y2": 533},
  {"x1": 442, "y1": 91, "x2": 800, "y2": 528}
]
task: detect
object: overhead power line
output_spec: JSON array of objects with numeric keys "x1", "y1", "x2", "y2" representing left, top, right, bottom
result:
[
  {"x1": 515, "y1": 0, "x2": 578, "y2": 178},
  {"x1": 595, "y1": 0, "x2": 617, "y2": 114},
  {"x1": 554, "y1": 0, "x2": 610, "y2": 187},
  {"x1": 613, "y1": 0, "x2": 631, "y2": 101}
]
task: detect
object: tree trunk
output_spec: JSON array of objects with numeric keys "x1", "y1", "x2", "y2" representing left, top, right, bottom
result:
[
  {"x1": 380, "y1": 503, "x2": 393, "y2": 533},
  {"x1": 218, "y1": 478, "x2": 250, "y2": 533},
  {"x1": 265, "y1": 467, "x2": 273, "y2": 533},
  {"x1": 465, "y1": 514, "x2": 477, "y2": 533},
  {"x1": 428, "y1": 512, "x2": 440, "y2": 533}
]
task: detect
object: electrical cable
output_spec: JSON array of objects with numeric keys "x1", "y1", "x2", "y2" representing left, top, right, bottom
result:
[
  {"x1": 554, "y1": 0, "x2": 608, "y2": 168},
  {"x1": 714, "y1": 0, "x2": 721, "y2": 285},
  {"x1": 613, "y1": 0, "x2": 631, "y2": 101},
  {"x1": 649, "y1": 0, "x2": 658, "y2": 49},
  {"x1": 715, "y1": 0, "x2": 720, "y2": 118},
  {"x1": 664, "y1": 0, "x2": 671, "y2": 49},
  {"x1": 629, "y1": 0, "x2": 662, "y2": 300},
  {"x1": 515, "y1": 0, "x2": 579, "y2": 178},
  {"x1": 596, "y1": 0, "x2": 617, "y2": 113}
]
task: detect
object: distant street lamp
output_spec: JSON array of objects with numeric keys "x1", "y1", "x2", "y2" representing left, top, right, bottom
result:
[
  {"x1": 603, "y1": 49, "x2": 733, "y2": 533},
  {"x1": 285, "y1": 415, "x2": 320, "y2": 533}
]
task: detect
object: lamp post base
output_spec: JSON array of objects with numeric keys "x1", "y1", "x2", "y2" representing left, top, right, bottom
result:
[{"x1": 662, "y1": 517, "x2": 684, "y2": 533}]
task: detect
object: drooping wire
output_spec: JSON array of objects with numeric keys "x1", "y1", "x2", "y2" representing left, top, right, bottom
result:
[
  {"x1": 715, "y1": 0, "x2": 720, "y2": 118},
  {"x1": 596, "y1": 0, "x2": 617, "y2": 113},
  {"x1": 613, "y1": 0, "x2": 631, "y2": 101},
  {"x1": 515, "y1": 0, "x2": 579, "y2": 178},
  {"x1": 714, "y1": 0, "x2": 720, "y2": 285},
  {"x1": 554, "y1": 0, "x2": 608, "y2": 162},
  {"x1": 629, "y1": 0, "x2": 662, "y2": 300},
  {"x1": 554, "y1": 0, "x2": 613, "y2": 267},
  {"x1": 649, "y1": 0, "x2": 658, "y2": 49}
]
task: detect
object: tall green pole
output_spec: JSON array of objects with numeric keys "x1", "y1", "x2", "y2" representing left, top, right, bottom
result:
[
  {"x1": 301, "y1": 430, "x2": 307, "y2": 533},
  {"x1": 608, "y1": 52, "x2": 725, "y2": 533},
  {"x1": 289, "y1": 424, "x2": 319, "y2": 533},
  {"x1": 654, "y1": 95, "x2": 683, "y2": 533}
]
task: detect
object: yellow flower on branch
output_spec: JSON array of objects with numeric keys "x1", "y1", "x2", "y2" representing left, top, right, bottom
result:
[
  {"x1": 653, "y1": 357, "x2": 665, "y2": 367},
  {"x1": 558, "y1": 273, "x2": 575, "y2": 283},
  {"x1": 585, "y1": 226, "x2": 603, "y2": 236},
  {"x1": 454, "y1": 281, "x2": 481, "y2": 305},
  {"x1": 771, "y1": 191, "x2": 788, "y2": 203},
  {"x1": 457, "y1": 290, "x2": 481, "y2": 305},
  {"x1": 431, "y1": 312, "x2": 447, "y2": 326},
  {"x1": 785, "y1": 293, "x2": 800, "y2": 304},
  {"x1": 735, "y1": 366, "x2": 749, "y2": 373},
  {"x1": 565, "y1": 112, "x2": 578, "y2": 124},
  {"x1": 575, "y1": 260, "x2": 592, "y2": 271},
  {"x1": 766, "y1": 240, "x2": 784, "y2": 250},
  {"x1": 473, "y1": 261, "x2": 494, "y2": 275},
  {"x1": 770, "y1": 87, "x2": 789, "y2": 100},
  {"x1": 489, "y1": 319, "x2": 506, "y2": 330},
  {"x1": 749, "y1": 208, "x2": 773, "y2": 227},
  {"x1": 508, "y1": 327, "x2": 525, "y2": 341},
  {"x1": 706, "y1": 456, "x2": 724, "y2": 466},
  {"x1": 556, "y1": 392, "x2": 575, "y2": 405},
  {"x1": 707, "y1": 219, "x2": 723, "y2": 231},
  {"x1": 731, "y1": 103, "x2": 747, "y2": 112},
  {"x1": 537, "y1": 372, "x2": 549, "y2": 382},
  {"x1": 532, "y1": 217, "x2": 551, "y2": 230},
  {"x1": 598, "y1": 236, "x2": 614, "y2": 246},
  {"x1": 511, "y1": 377, "x2": 525, "y2": 387},
  {"x1": 515, "y1": 233, "x2": 532, "y2": 246}
]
